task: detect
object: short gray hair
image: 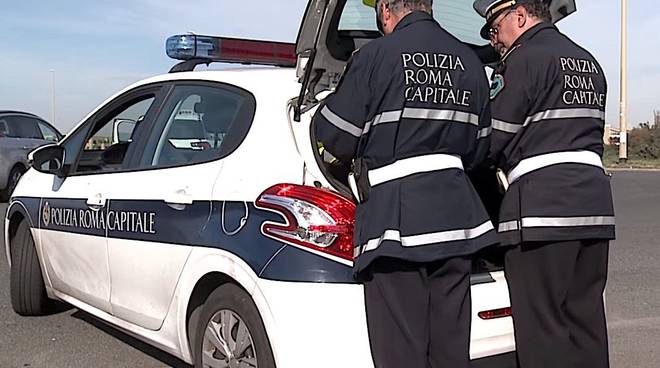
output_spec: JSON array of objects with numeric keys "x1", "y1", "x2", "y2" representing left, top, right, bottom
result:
[
  {"x1": 519, "y1": 0, "x2": 551, "y2": 23},
  {"x1": 378, "y1": 0, "x2": 433, "y2": 17}
]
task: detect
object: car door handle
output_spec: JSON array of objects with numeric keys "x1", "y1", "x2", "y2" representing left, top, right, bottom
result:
[
  {"x1": 86, "y1": 194, "x2": 107, "y2": 210},
  {"x1": 164, "y1": 188, "x2": 193, "y2": 207}
]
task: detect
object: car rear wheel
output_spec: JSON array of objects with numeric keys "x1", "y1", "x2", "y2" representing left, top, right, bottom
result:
[
  {"x1": 0, "y1": 165, "x2": 26, "y2": 201},
  {"x1": 193, "y1": 283, "x2": 275, "y2": 368},
  {"x1": 10, "y1": 220, "x2": 53, "y2": 316}
]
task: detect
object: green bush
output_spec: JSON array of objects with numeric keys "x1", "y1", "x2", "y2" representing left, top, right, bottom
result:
[
  {"x1": 603, "y1": 144, "x2": 619, "y2": 165},
  {"x1": 628, "y1": 123, "x2": 660, "y2": 160}
]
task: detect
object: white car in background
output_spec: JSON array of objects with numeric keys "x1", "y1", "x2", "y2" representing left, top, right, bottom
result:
[{"x1": 5, "y1": 0, "x2": 577, "y2": 367}]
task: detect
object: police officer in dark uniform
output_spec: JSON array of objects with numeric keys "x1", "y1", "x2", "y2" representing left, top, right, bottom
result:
[
  {"x1": 473, "y1": 0, "x2": 615, "y2": 367},
  {"x1": 312, "y1": 0, "x2": 498, "y2": 367}
]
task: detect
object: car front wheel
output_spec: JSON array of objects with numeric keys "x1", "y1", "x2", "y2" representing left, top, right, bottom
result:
[
  {"x1": 10, "y1": 220, "x2": 53, "y2": 316},
  {"x1": 193, "y1": 283, "x2": 275, "y2": 368}
]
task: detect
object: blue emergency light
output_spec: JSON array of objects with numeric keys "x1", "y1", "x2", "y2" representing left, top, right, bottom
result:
[
  {"x1": 166, "y1": 34, "x2": 217, "y2": 60},
  {"x1": 165, "y1": 34, "x2": 297, "y2": 72}
]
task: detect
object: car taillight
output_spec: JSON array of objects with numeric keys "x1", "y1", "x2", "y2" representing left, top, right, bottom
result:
[
  {"x1": 478, "y1": 307, "x2": 512, "y2": 320},
  {"x1": 255, "y1": 184, "x2": 355, "y2": 263}
]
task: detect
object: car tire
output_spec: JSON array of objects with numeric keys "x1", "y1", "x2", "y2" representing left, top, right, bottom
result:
[
  {"x1": 1, "y1": 166, "x2": 26, "y2": 202},
  {"x1": 10, "y1": 220, "x2": 52, "y2": 316},
  {"x1": 192, "y1": 283, "x2": 275, "y2": 368}
]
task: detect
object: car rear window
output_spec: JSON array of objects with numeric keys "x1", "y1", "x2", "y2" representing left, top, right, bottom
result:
[{"x1": 140, "y1": 83, "x2": 257, "y2": 168}]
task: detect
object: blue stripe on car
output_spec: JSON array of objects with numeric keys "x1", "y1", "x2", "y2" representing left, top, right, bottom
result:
[
  {"x1": 6, "y1": 197, "x2": 41, "y2": 229},
  {"x1": 11, "y1": 196, "x2": 356, "y2": 284}
]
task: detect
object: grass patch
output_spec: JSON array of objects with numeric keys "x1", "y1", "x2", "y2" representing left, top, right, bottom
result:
[
  {"x1": 603, "y1": 146, "x2": 660, "y2": 169},
  {"x1": 605, "y1": 159, "x2": 660, "y2": 169}
]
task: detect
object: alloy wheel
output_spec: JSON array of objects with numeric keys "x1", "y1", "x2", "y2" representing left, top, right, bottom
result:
[{"x1": 202, "y1": 309, "x2": 257, "y2": 368}]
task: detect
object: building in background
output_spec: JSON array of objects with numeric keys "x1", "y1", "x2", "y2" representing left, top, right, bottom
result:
[{"x1": 604, "y1": 124, "x2": 620, "y2": 145}]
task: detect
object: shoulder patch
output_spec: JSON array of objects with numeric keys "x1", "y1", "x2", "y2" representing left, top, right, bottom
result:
[{"x1": 490, "y1": 74, "x2": 505, "y2": 100}]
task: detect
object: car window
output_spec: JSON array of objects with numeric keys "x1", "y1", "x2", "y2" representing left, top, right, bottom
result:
[
  {"x1": 5, "y1": 116, "x2": 44, "y2": 139},
  {"x1": 73, "y1": 96, "x2": 155, "y2": 174},
  {"x1": 140, "y1": 83, "x2": 256, "y2": 168},
  {"x1": 115, "y1": 120, "x2": 136, "y2": 143},
  {"x1": 338, "y1": 0, "x2": 486, "y2": 45},
  {"x1": 0, "y1": 119, "x2": 9, "y2": 137},
  {"x1": 38, "y1": 121, "x2": 60, "y2": 142}
]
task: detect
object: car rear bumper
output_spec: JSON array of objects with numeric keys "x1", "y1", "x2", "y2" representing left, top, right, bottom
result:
[
  {"x1": 254, "y1": 270, "x2": 514, "y2": 368},
  {"x1": 254, "y1": 279, "x2": 374, "y2": 368},
  {"x1": 471, "y1": 352, "x2": 517, "y2": 368},
  {"x1": 470, "y1": 271, "x2": 516, "y2": 359}
]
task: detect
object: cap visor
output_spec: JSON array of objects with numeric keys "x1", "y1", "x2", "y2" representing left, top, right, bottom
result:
[{"x1": 480, "y1": 23, "x2": 491, "y2": 40}]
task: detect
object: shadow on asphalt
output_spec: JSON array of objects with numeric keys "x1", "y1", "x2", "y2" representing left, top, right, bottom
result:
[
  {"x1": 44, "y1": 300, "x2": 74, "y2": 315},
  {"x1": 71, "y1": 310, "x2": 192, "y2": 368}
]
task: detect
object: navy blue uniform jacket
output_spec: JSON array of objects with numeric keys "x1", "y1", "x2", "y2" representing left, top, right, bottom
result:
[
  {"x1": 488, "y1": 23, "x2": 615, "y2": 246},
  {"x1": 313, "y1": 12, "x2": 498, "y2": 273}
]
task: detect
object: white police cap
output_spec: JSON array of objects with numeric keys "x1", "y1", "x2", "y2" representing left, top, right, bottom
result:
[{"x1": 473, "y1": 0, "x2": 525, "y2": 39}]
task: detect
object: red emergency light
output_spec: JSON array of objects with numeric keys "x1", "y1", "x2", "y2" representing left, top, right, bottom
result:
[{"x1": 166, "y1": 34, "x2": 297, "y2": 70}]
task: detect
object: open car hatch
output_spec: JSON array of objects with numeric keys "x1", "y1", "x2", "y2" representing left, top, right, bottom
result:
[
  {"x1": 289, "y1": 0, "x2": 576, "y2": 193},
  {"x1": 293, "y1": 0, "x2": 577, "y2": 119}
]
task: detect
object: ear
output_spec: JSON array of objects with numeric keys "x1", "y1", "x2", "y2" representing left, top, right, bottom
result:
[
  {"x1": 516, "y1": 6, "x2": 527, "y2": 27},
  {"x1": 380, "y1": 1, "x2": 391, "y2": 21}
]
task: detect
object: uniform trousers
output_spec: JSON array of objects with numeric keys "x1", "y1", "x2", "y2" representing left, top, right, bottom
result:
[
  {"x1": 362, "y1": 256, "x2": 472, "y2": 368},
  {"x1": 505, "y1": 239, "x2": 610, "y2": 368}
]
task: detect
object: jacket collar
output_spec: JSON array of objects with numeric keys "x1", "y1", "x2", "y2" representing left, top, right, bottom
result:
[
  {"x1": 394, "y1": 11, "x2": 435, "y2": 32},
  {"x1": 495, "y1": 23, "x2": 553, "y2": 68},
  {"x1": 512, "y1": 22, "x2": 555, "y2": 47}
]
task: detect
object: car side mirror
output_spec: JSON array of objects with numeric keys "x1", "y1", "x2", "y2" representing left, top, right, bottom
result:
[{"x1": 29, "y1": 144, "x2": 66, "y2": 177}]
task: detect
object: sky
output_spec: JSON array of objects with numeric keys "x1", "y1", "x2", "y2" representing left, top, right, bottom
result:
[{"x1": 0, "y1": 0, "x2": 656, "y2": 133}]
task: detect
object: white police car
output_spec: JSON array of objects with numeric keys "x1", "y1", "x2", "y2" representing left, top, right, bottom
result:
[{"x1": 4, "y1": 0, "x2": 576, "y2": 366}]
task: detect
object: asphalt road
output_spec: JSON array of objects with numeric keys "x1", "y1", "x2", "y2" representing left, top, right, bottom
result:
[
  {"x1": 1, "y1": 171, "x2": 659, "y2": 367},
  {"x1": 603, "y1": 171, "x2": 660, "y2": 367}
]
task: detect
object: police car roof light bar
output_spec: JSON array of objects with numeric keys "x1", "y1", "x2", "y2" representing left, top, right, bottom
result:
[
  {"x1": 166, "y1": 34, "x2": 297, "y2": 73},
  {"x1": 256, "y1": 183, "x2": 355, "y2": 263}
]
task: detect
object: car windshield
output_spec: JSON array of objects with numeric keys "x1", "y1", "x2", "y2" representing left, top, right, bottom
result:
[{"x1": 338, "y1": 0, "x2": 486, "y2": 45}]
